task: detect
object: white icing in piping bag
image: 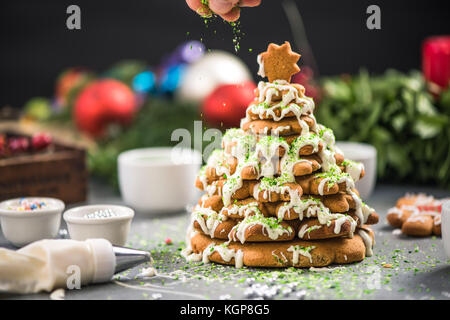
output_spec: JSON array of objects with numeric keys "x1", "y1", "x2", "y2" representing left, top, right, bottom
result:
[{"x1": 0, "y1": 238, "x2": 150, "y2": 294}]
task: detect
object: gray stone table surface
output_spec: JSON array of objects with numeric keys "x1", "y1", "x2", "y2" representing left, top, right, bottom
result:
[{"x1": 1, "y1": 180, "x2": 449, "y2": 300}]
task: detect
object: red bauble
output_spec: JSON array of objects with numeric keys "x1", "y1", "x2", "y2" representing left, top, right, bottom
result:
[
  {"x1": 74, "y1": 79, "x2": 137, "y2": 137},
  {"x1": 422, "y1": 36, "x2": 450, "y2": 92},
  {"x1": 202, "y1": 81, "x2": 256, "y2": 128},
  {"x1": 32, "y1": 133, "x2": 52, "y2": 151},
  {"x1": 291, "y1": 66, "x2": 321, "y2": 102}
]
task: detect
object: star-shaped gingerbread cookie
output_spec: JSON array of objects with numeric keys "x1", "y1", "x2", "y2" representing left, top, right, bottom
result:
[{"x1": 258, "y1": 41, "x2": 301, "y2": 83}]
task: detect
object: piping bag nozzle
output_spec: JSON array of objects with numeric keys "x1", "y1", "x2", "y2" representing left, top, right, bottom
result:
[{"x1": 113, "y1": 245, "x2": 151, "y2": 274}]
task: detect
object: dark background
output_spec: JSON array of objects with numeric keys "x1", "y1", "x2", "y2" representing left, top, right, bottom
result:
[{"x1": 0, "y1": 0, "x2": 449, "y2": 108}]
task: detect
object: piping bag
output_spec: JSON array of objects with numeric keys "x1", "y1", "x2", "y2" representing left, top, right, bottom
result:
[{"x1": 0, "y1": 238, "x2": 151, "y2": 294}]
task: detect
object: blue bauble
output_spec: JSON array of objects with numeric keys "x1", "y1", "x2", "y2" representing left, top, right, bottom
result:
[
  {"x1": 159, "y1": 63, "x2": 187, "y2": 94},
  {"x1": 132, "y1": 71, "x2": 156, "y2": 93}
]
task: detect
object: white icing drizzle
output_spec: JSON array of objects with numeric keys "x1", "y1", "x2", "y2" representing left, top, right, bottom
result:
[
  {"x1": 206, "y1": 149, "x2": 231, "y2": 178},
  {"x1": 387, "y1": 206, "x2": 404, "y2": 217},
  {"x1": 191, "y1": 206, "x2": 228, "y2": 238},
  {"x1": 197, "y1": 166, "x2": 209, "y2": 190},
  {"x1": 358, "y1": 229, "x2": 374, "y2": 257},
  {"x1": 230, "y1": 215, "x2": 293, "y2": 244},
  {"x1": 235, "y1": 249, "x2": 244, "y2": 268},
  {"x1": 316, "y1": 168, "x2": 353, "y2": 196},
  {"x1": 272, "y1": 125, "x2": 290, "y2": 135},
  {"x1": 223, "y1": 202, "x2": 260, "y2": 218},
  {"x1": 287, "y1": 245, "x2": 315, "y2": 264},
  {"x1": 255, "y1": 136, "x2": 289, "y2": 178},
  {"x1": 334, "y1": 216, "x2": 350, "y2": 234},
  {"x1": 298, "y1": 224, "x2": 321, "y2": 239},
  {"x1": 257, "y1": 54, "x2": 265, "y2": 78},
  {"x1": 180, "y1": 223, "x2": 202, "y2": 262},
  {"x1": 254, "y1": 176, "x2": 357, "y2": 236},
  {"x1": 344, "y1": 160, "x2": 364, "y2": 182},
  {"x1": 279, "y1": 133, "x2": 321, "y2": 182},
  {"x1": 201, "y1": 243, "x2": 244, "y2": 268},
  {"x1": 271, "y1": 250, "x2": 288, "y2": 264},
  {"x1": 245, "y1": 80, "x2": 315, "y2": 123}
]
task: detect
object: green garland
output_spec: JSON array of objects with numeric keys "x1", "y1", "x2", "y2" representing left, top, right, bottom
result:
[{"x1": 316, "y1": 69, "x2": 450, "y2": 188}]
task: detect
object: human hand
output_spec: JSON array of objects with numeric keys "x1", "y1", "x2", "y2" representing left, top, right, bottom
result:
[{"x1": 186, "y1": 0, "x2": 261, "y2": 22}]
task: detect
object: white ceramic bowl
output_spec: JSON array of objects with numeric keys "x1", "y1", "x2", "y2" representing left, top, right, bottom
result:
[
  {"x1": 63, "y1": 204, "x2": 134, "y2": 246},
  {"x1": 0, "y1": 197, "x2": 65, "y2": 247},
  {"x1": 442, "y1": 200, "x2": 450, "y2": 259},
  {"x1": 336, "y1": 141, "x2": 377, "y2": 199},
  {"x1": 118, "y1": 147, "x2": 202, "y2": 214}
]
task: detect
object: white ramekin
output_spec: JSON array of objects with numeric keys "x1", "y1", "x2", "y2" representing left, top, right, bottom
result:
[
  {"x1": 63, "y1": 204, "x2": 134, "y2": 246},
  {"x1": 442, "y1": 200, "x2": 450, "y2": 259},
  {"x1": 118, "y1": 147, "x2": 201, "y2": 214},
  {"x1": 0, "y1": 197, "x2": 65, "y2": 247},
  {"x1": 335, "y1": 141, "x2": 377, "y2": 199}
]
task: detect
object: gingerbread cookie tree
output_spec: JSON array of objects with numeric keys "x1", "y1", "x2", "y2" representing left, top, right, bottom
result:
[{"x1": 182, "y1": 42, "x2": 379, "y2": 268}]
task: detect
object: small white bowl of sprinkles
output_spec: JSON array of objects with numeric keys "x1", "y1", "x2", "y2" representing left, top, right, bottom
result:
[
  {"x1": 0, "y1": 197, "x2": 65, "y2": 247},
  {"x1": 63, "y1": 205, "x2": 134, "y2": 246}
]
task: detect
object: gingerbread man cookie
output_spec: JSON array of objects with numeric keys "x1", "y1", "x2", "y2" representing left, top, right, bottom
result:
[{"x1": 386, "y1": 193, "x2": 446, "y2": 236}]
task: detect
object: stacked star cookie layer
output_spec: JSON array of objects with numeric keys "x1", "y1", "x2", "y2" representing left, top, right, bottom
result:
[{"x1": 182, "y1": 42, "x2": 379, "y2": 268}]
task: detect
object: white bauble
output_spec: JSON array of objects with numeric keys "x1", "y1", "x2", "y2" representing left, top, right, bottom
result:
[{"x1": 176, "y1": 50, "x2": 253, "y2": 103}]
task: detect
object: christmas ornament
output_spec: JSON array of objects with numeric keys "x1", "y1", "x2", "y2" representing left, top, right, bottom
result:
[
  {"x1": 74, "y1": 79, "x2": 137, "y2": 137},
  {"x1": 31, "y1": 133, "x2": 52, "y2": 151},
  {"x1": 176, "y1": 50, "x2": 252, "y2": 103},
  {"x1": 422, "y1": 36, "x2": 450, "y2": 94},
  {"x1": 202, "y1": 81, "x2": 256, "y2": 128},
  {"x1": 55, "y1": 68, "x2": 93, "y2": 109},
  {"x1": 291, "y1": 66, "x2": 321, "y2": 101},
  {"x1": 159, "y1": 41, "x2": 205, "y2": 71},
  {"x1": 156, "y1": 41, "x2": 204, "y2": 95},
  {"x1": 132, "y1": 70, "x2": 156, "y2": 93},
  {"x1": 23, "y1": 97, "x2": 52, "y2": 121},
  {"x1": 103, "y1": 60, "x2": 147, "y2": 86},
  {"x1": 159, "y1": 63, "x2": 187, "y2": 94}
]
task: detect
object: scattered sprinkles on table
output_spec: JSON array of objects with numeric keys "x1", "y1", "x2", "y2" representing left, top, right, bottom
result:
[{"x1": 110, "y1": 219, "x2": 450, "y2": 300}]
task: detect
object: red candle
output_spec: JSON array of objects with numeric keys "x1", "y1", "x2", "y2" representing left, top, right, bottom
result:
[{"x1": 422, "y1": 36, "x2": 450, "y2": 93}]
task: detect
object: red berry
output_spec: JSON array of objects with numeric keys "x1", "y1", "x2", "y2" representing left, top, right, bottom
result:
[
  {"x1": 8, "y1": 137, "x2": 29, "y2": 154},
  {"x1": 32, "y1": 133, "x2": 52, "y2": 150},
  {"x1": 165, "y1": 238, "x2": 173, "y2": 245}
]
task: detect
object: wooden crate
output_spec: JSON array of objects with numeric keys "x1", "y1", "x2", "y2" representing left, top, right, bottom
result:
[{"x1": 0, "y1": 132, "x2": 87, "y2": 204}]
